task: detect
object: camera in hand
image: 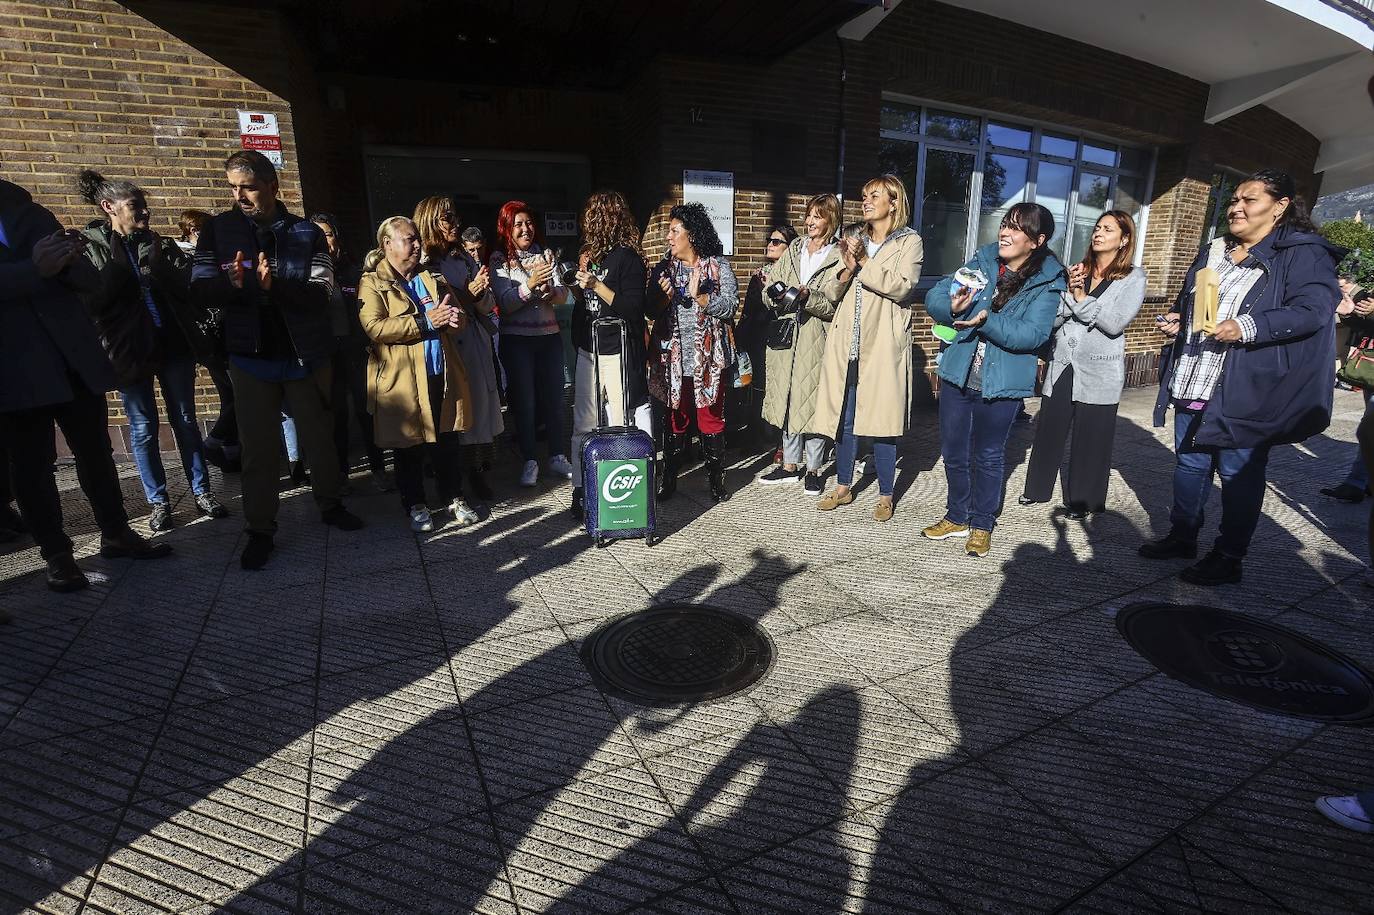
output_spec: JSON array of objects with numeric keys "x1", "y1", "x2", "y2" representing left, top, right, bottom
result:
[
  {"x1": 557, "y1": 261, "x2": 581, "y2": 287},
  {"x1": 767, "y1": 280, "x2": 807, "y2": 310}
]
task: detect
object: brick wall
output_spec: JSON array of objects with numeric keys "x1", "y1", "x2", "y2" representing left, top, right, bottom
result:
[{"x1": 1, "y1": 0, "x2": 304, "y2": 452}]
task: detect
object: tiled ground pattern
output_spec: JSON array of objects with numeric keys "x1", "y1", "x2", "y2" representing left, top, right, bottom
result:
[{"x1": 0, "y1": 388, "x2": 1371, "y2": 914}]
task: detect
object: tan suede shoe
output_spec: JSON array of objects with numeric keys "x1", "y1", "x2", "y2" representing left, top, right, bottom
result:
[
  {"x1": 817, "y1": 488, "x2": 855, "y2": 511},
  {"x1": 921, "y1": 518, "x2": 969, "y2": 540},
  {"x1": 874, "y1": 498, "x2": 894, "y2": 522},
  {"x1": 966, "y1": 528, "x2": 992, "y2": 557}
]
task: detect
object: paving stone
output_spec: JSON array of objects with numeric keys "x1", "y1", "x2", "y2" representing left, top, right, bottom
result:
[
  {"x1": 0, "y1": 813, "x2": 117, "y2": 914},
  {"x1": 451, "y1": 627, "x2": 592, "y2": 715},
  {"x1": 313, "y1": 657, "x2": 459, "y2": 755}
]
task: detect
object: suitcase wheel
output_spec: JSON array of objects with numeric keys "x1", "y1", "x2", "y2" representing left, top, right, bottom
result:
[
  {"x1": 595, "y1": 535, "x2": 610, "y2": 549},
  {"x1": 645, "y1": 534, "x2": 657, "y2": 548}
]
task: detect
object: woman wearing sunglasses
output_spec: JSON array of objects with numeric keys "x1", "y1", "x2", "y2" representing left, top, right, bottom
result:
[{"x1": 735, "y1": 223, "x2": 797, "y2": 450}]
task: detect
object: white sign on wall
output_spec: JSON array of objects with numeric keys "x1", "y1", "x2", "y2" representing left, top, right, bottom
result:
[
  {"x1": 237, "y1": 110, "x2": 284, "y2": 168},
  {"x1": 545, "y1": 211, "x2": 578, "y2": 236},
  {"x1": 683, "y1": 169, "x2": 734, "y2": 255}
]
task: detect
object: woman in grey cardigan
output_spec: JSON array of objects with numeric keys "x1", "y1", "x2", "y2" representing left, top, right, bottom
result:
[{"x1": 1020, "y1": 211, "x2": 1145, "y2": 518}]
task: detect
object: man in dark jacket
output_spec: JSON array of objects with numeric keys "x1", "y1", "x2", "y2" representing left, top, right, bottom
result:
[
  {"x1": 191, "y1": 151, "x2": 362, "y2": 570},
  {"x1": 1144, "y1": 170, "x2": 1340, "y2": 586},
  {"x1": 0, "y1": 177, "x2": 171, "y2": 592}
]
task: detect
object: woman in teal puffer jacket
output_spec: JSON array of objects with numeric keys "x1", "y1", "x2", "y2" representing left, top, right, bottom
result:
[{"x1": 923, "y1": 202, "x2": 1065, "y2": 557}]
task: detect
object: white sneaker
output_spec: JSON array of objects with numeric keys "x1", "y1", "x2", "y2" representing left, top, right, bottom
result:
[
  {"x1": 519, "y1": 460, "x2": 539, "y2": 487},
  {"x1": 449, "y1": 498, "x2": 480, "y2": 526},
  {"x1": 1316, "y1": 795, "x2": 1374, "y2": 833},
  {"x1": 408, "y1": 505, "x2": 433, "y2": 533},
  {"x1": 548, "y1": 454, "x2": 575, "y2": 480},
  {"x1": 853, "y1": 457, "x2": 868, "y2": 479}
]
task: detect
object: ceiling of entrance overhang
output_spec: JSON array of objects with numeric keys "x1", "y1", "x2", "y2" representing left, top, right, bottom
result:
[{"x1": 268, "y1": 0, "x2": 879, "y2": 88}]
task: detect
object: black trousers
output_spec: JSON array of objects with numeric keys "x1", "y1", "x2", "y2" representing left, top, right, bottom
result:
[
  {"x1": 331, "y1": 338, "x2": 384, "y2": 474},
  {"x1": 393, "y1": 374, "x2": 464, "y2": 512},
  {"x1": 1, "y1": 381, "x2": 130, "y2": 559},
  {"x1": 0, "y1": 431, "x2": 12, "y2": 506},
  {"x1": 206, "y1": 362, "x2": 238, "y2": 445},
  {"x1": 1022, "y1": 365, "x2": 1119, "y2": 513}
]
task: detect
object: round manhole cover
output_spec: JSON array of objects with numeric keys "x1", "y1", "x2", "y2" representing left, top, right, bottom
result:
[
  {"x1": 1117, "y1": 603, "x2": 1374, "y2": 724},
  {"x1": 581, "y1": 604, "x2": 775, "y2": 706}
]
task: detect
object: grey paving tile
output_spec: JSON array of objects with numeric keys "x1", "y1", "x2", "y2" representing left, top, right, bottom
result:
[
  {"x1": 607, "y1": 690, "x2": 767, "y2": 762},
  {"x1": 313, "y1": 656, "x2": 458, "y2": 756},
  {"x1": 319, "y1": 602, "x2": 444, "y2": 675},
  {"x1": 175, "y1": 627, "x2": 319, "y2": 706},
  {"x1": 432, "y1": 578, "x2": 562, "y2": 646},
  {"x1": 496, "y1": 762, "x2": 712, "y2": 912},
  {"x1": 859, "y1": 761, "x2": 1114, "y2": 912},
  {"x1": 0, "y1": 813, "x2": 117, "y2": 914},
  {"x1": 452, "y1": 627, "x2": 592, "y2": 715},
  {"x1": 634, "y1": 877, "x2": 736, "y2": 913},
  {"x1": 744, "y1": 628, "x2": 869, "y2": 717},
  {"x1": 0, "y1": 621, "x2": 85, "y2": 686},
  {"x1": 807, "y1": 611, "x2": 965, "y2": 680}
]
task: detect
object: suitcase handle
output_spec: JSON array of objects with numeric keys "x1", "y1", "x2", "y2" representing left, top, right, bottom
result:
[{"x1": 591, "y1": 315, "x2": 633, "y2": 431}]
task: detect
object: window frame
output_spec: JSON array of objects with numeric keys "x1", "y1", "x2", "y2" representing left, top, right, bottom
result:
[{"x1": 879, "y1": 94, "x2": 1157, "y2": 284}]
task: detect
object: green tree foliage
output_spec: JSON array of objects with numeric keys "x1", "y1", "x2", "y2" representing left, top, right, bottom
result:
[{"x1": 1320, "y1": 220, "x2": 1374, "y2": 286}]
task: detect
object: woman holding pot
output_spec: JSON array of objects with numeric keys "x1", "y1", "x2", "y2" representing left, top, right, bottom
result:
[
  {"x1": 358, "y1": 216, "x2": 476, "y2": 533},
  {"x1": 925, "y1": 202, "x2": 1065, "y2": 557},
  {"x1": 648, "y1": 201, "x2": 739, "y2": 503},
  {"x1": 1020, "y1": 210, "x2": 1145, "y2": 519},
  {"x1": 808, "y1": 175, "x2": 924, "y2": 522},
  {"x1": 757, "y1": 194, "x2": 845, "y2": 496}
]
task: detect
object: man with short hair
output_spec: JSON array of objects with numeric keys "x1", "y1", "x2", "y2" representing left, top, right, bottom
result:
[
  {"x1": 0, "y1": 176, "x2": 172, "y2": 592},
  {"x1": 192, "y1": 151, "x2": 362, "y2": 570}
]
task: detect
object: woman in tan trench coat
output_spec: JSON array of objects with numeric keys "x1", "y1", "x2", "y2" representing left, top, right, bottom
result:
[
  {"x1": 757, "y1": 193, "x2": 846, "y2": 496},
  {"x1": 358, "y1": 216, "x2": 476, "y2": 533},
  {"x1": 807, "y1": 175, "x2": 924, "y2": 522}
]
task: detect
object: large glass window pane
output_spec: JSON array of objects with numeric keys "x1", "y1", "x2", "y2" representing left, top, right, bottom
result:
[
  {"x1": 1034, "y1": 162, "x2": 1074, "y2": 259},
  {"x1": 878, "y1": 138, "x2": 918, "y2": 213},
  {"x1": 1202, "y1": 171, "x2": 1241, "y2": 246},
  {"x1": 1118, "y1": 146, "x2": 1149, "y2": 173},
  {"x1": 925, "y1": 109, "x2": 980, "y2": 145},
  {"x1": 1070, "y1": 172, "x2": 1112, "y2": 263},
  {"x1": 880, "y1": 103, "x2": 920, "y2": 136},
  {"x1": 977, "y1": 154, "x2": 1029, "y2": 247},
  {"x1": 1083, "y1": 141, "x2": 1117, "y2": 167},
  {"x1": 987, "y1": 121, "x2": 1031, "y2": 150},
  {"x1": 1114, "y1": 174, "x2": 1146, "y2": 218},
  {"x1": 1041, "y1": 132, "x2": 1077, "y2": 159},
  {"x1": 919, "y1": 147, "x2": 975, "y2": 277}
]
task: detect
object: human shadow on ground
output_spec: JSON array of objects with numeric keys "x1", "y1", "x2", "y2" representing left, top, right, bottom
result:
[{"x1": 215, "y1": 548, "x2": 812, "y2": 911}]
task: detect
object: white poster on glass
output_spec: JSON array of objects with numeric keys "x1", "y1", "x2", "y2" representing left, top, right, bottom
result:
[{"x1": 683, "y1": 170, "x2": 734, "y2": 255}]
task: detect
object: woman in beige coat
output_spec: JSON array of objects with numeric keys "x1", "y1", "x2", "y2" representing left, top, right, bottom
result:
[
  {"x1": 358, "y1": 216, "x2": 475, "y2": 533},
  {"x1": 808, "y1": 175, "x2": 924, "y2": 522},
  {"x1": 757, "y1": 193, "x2": 846, "y2": 496}
]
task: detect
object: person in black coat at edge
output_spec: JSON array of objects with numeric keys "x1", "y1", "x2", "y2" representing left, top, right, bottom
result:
[
  {"x1": 311, "y1": 212, "x2": 390, "y2": 493},
  {"x1": 567, "y1": 190, "x2": 653, "y2": 520},
  {"x1": 0, "y1": 177, "x2": 171, "y2": 593},
  {"x1": 731, "y1": 222, "x2": 797, "y2": 452},
  {"x1": 191, "y1": 150, "x2": 364, "y2": 571},
  {"x1": 1142, "y1": 168, "x2": 1341, "y2": 586}
]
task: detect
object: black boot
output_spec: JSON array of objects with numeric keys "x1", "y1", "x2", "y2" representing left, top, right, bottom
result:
[
  {"x1": 571, "y1": 487, "x2": 585, "y2": 521},
  {"x1": 658, "y1": 433, "x2": 679, "y2": 501},
  {"x1": 703, "y1": 433, "x2": 729, "y2": 503}
]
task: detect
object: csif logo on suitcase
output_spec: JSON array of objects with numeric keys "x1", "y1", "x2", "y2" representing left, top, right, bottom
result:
[{"x1": 596, "y1": 459, "x2": 650, "y2": 528}]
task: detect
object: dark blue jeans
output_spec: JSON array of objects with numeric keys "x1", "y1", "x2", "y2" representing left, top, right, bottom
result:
[
  {"x1": 835, "y1": 373, "x2": 897, "y2": 496},
  {"x1": 1169, "y1": 409, "x2": 1270, "y2": 559},
  {"x1": 500, "y1": 333, "x2": 566, "y2": 462},
  {"x1": 939, "y1": 383, "x2": 1021, "y2": 530},
  {"x1": 119, "y1": 358, "x2": 209, "y2": 504}
]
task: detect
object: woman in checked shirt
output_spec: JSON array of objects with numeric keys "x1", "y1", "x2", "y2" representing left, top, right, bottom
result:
[{"x1": 1143, "y1": 169, "x2": 1342, "y2": 586}]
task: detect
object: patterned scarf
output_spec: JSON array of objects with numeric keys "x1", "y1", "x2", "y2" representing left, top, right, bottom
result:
[{"x1": 650, "y1": 256, "x2": 735, "y2": 409}]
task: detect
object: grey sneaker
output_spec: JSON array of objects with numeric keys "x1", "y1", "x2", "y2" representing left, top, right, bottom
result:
[
  {"x1": 409, "y1": 505, "x2": 434, "y2": 533},
  {"x1": 149, "y1": 502, "x2": 173, "y2": 532},
  {"x1": 449, "y1": 498, "x2": 480, "y2": 526}
]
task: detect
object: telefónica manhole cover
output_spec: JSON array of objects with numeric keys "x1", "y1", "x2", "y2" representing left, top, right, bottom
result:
[
  {"x1": 581, "y1": 604, "x2": 775, "y2": 706},
  {"x1": 1117, "y1": 602, "x2": 1374, "y2": 724}
]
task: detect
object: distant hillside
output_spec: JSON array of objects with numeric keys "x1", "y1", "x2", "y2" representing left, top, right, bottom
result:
[{"x1": 1315, "y1": 183, "x2": 1374, "y2": 223}]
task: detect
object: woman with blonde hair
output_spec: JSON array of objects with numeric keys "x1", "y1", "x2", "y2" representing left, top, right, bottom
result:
[
  {"x1": 567, "y1": 190, "x2": 652, "y2": 519},
  {"x1": 358, "y1": 216, "x2": 476, "y2": 532},
  {"x1": 757, "y1": 193, "x2": 846, "y2": 495},
  {"x1": 1021, "y1": 210, "x2": 1145, "y2": 519},
  {"x1": 413, "y1": 195, "x2": 503, "y2": 503},
  {"x1": 808, "y1": 175, "x2": 924, "y2": 522}
]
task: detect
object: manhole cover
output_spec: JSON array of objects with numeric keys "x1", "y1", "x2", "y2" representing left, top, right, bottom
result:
[
  {"x1": 1117, "y1": 602, "x2": 1374, "y2": 724},
  {"x1": 581, "y1": 604, "x2": 774, "y2": 706}
]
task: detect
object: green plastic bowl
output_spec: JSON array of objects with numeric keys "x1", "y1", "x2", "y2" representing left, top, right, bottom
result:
[{"x1": 931, "y1": 324, "x2": 958, "y2": 344}]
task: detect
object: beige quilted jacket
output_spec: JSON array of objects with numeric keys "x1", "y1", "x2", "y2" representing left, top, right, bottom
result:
[{"x1": 760, "y1": 238, "x2": 845, "y2": 434}]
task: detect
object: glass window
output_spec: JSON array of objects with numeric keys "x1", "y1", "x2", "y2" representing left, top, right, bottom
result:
[
  {"x1": 919, "y1": 147, "x2": 975, "y2": 277},
  {"x1": 977, "y1": 154, "x2": 1029, "y2": 247},
  {"x1": 925, "y1": 109, "x2": 980, "y2": 145},
  {"x1": 1114, "y1": 175, "x2": 1147, "y2": 217},
  {"x1": 1070, "y1": 172, "x2": 1112, "y2": 263},
  {"x1": 1118, "y1": 146, "x2": 1149, "y2": 173},
  {"x1": 987, "y1": 121, "x2": 1031, "y2": 150},
  {"x1": 1036, "y1": 162, "x2": 1074, "y2": 259},
  {"x1": 1041, "y1": 132, "x2": 1077, "y2": 159},
  {"x1": 1202, "y1": 170, "x2": 1243, "y2": 246},
  {"x1": 1083, "y1": 141, "x2": 1117, "y2": 167},
  {"x1": 880, "y1": 103, "x2": 920, "y2": 136},
  {"x1": 879, "y1": 137, "x2": 918, "y2": 205}
]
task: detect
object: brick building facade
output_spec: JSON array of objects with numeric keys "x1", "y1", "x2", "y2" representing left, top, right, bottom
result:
[{"x1": 0, "y1": 0, "x2": 1330, "y2": 449}]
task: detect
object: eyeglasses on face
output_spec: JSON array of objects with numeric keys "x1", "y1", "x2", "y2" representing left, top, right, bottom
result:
[
  {"x1": 438, "y1": 212, "x2": 458, "y2": 225},
  {"x1": 766, "y1": 237, "x2": 786, "y2": 246}
]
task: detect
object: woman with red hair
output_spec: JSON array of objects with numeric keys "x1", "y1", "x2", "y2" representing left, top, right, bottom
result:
[{"x1": 490, "y1": 200, "x2": 575, "y2": 487}]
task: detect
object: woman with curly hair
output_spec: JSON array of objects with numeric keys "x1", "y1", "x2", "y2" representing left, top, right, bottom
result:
[
  {"x1": 567, "y1": 191, "x2": 652, "y2": 519},
  {"x1": 414, "y1": 195, "x2": 503, "y2": 503},
  {"x1": 489, "y1": 200, "x2": 575, "y2": 488},
  {"x1": 649, "y1": 201, "x2": 740, "y2": 503}
]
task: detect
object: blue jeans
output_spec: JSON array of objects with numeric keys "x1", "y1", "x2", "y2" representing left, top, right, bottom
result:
[
  {"x1": 280, "y1": 411, "x2": 300, "y2": 462},
  {"x1": 939, "y1": 383, "x2": 1021, "y2": 530},
  {"x1": 835, "y1": 376, "x2": 897, "y2": 496},
  {"x1": 1343, "y1": 388, "x2": 1374, "y2": 489},
  {"x1": 500, "y1": 333, "x2": 566, "y2": 462},
  {"x1": 119, "y1": 359, "x2": 209, "y2": 504},
  {"x1": 1169, "y1": 409, "x2": 1270, "y2": 558}
]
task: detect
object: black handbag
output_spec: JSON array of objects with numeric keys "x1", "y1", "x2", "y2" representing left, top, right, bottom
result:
[{"x1": 765, "y1": 315, "x2": 796, "y2": 350}]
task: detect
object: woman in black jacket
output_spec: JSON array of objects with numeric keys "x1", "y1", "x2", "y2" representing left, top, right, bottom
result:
[{"x1": 569, "y1": 191, "x2": 651, "y2": 519}]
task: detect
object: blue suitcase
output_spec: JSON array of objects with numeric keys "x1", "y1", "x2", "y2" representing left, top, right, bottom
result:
[{"x1": 582, "y1": 317, "x2": 657, "y2": 547}]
